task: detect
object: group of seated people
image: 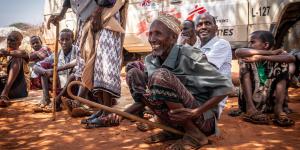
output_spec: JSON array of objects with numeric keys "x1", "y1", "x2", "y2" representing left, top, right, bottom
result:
[{"x1": 0, "y1": 12, "x2": 298, "y2": 149}]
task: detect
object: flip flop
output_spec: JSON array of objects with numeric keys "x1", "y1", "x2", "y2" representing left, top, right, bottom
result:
[
  {"x1": 84, "y1": 116, "x2": 119, "y2": 129},
  {"x1": 136, "y1": 122, "x2": 155, "y2": 132},
  {"x1": 144, "y1": 131, "x2": 182, "y2": 144},
  {"x1": 166, "y1": 134, "x2": 207, "y2": 150},
  {"x1": 273, "y1": 113, "x2": 295, "y2": 127},
  {"x1": 228, "y1": 109, "x2": 243, "y2": 117},
  {"x1": 243, "y1": 111, "x2": 270, "y2": 125},
  {"x1": 71, "y1": 108, "x2": 92, "y2": 117},
  {"x1": 81, "y1": 110, "x2": 103, "y2": 124}
]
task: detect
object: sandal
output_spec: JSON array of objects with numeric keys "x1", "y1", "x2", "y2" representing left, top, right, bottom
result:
[
  {"x1": 166, "y1": 135, "x2": 207, "y2": 150},
  {"x1": 143, "y1": 131, "x2": 181, "y2": 144},
  {"x1": 228, "y1": 109, "x2": 243, "y2": 117},
  {"x1": 81, "y1": 110, "x2": 103, "y2": 124},
  {"x1": 273, "y1": 113, "x2": 295, "y2": 127},
  {"x1": 84, "y1": 116, "x2": 119, "y2": 129},
  {"x1": 61, "y1": 97, "x2": 81, "y2": 116},
  {"x1": 283, "y1": 107, "x2": 293, "y2": 114},
  {"x1": 32, "y1": 104, "x2": 53, "y2": 113},
  {"x1": 136, "y1": 122, "x2": 155, "y2": 132},
  {"x1": 143, "y1": 110, "x2": 155, "y2": 120},
  {"x1": 71, "y1": 107, "x2": 92, "y2": 117},
  {"x1": 243, "y1": 111, "x2": 270, "y2": 125},
  {"x1": 0, "y1": 95, "x2": 11, "y2": 107}
]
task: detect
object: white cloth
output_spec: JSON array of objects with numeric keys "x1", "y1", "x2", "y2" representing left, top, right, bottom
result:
[
  {"x1": 196, "y1": 36, "x2": 232, "y2": 78},
  {"x1": 177, "y1": 34, "x2": 201, "y2": 48},
  {"x1": 196, "y1": 36, "x2": 232, "y2": 119}
]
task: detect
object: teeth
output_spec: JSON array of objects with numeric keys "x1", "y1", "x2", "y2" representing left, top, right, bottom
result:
[{"x1": 152, "y1": 45, "x2": 160, "y2": 48}]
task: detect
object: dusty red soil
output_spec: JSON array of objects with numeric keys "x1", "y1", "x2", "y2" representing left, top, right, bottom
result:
[{"x1": 1, "y1": 77, "x2": 300, "y2": 150}]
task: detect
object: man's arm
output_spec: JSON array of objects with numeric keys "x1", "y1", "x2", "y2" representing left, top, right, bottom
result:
[
  {"x1": 235, "y1": 48, "x2": 284, "y2": 58},
  {"x1": 168, "y1": 95, "x2": 226, "y2": 121},
  {"x1": 47, "y1": 0, "x2": 70, "y2": 28},
  {"x1": 29, "y1": 52, "x2": 39, "y2": 61},
  {"x1": 242, "y1": 54, "x2": 296, "y2": 63},
  {"x1": 204, "y1": 40, "x2": 231, "y2": 69},
  {"x1": 0, "y1": 49, "x2": 29, "y2": 59},
  {"x1": 57, "y1": 59, "x2": 76, "y2": 71}
]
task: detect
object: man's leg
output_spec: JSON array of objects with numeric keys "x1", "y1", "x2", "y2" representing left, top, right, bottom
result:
[
  {"x1": 241, "y1": 72, "x2": 257, "y2": 114},
  {"x1": 125, "y1": 66, "x2": 147, "y2": 115},
  {"x1": 274, "y1": 79, "x2": 286, "y2": 116},
  {"x1": 273, "y1": 79, "x2": 294, "y2": 126},
  {"x1": 146, "y1": 68, "x2": 212, "y2": 147},
  {"x1": 40, "y1": 75, "x2": 51, "y2": 105}
]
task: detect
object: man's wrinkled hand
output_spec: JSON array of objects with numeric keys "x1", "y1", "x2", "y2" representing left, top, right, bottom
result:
[
  {"x1": 44, "y1": 69, "x2": 53, "y2": 77},
  {"x1": 47, "y1": 15, "x2": 63, "y2": 29},
  {"x1": 168, "y1": 108, "x2": 198, "y2": 122},
  {"x1": 91, "y1": 6, "x2": 103, "y2": 32}
]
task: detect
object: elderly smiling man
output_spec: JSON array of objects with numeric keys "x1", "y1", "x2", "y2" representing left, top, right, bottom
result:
[{"x1": 94, "y1": 14, "x2": 233, "y2": 149}]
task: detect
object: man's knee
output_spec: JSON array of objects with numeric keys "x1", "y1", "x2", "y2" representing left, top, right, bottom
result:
[
  {"x1": 125, "y1": 61, "x2": 144, "y2": 73},
  {"x1": 126, "y1": 67, "x2": 146, "y2": 85},
  {"x1": 149, "y1": 68, "x2": 172, "y2": 85}
]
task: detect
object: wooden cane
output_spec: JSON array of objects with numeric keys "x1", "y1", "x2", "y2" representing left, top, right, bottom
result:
[
  {"x1": 52, "y1": 25, "x2": 60, "y2": 121},
  {"x1": 67, "y1": 81, "x2": 184, "y2": 135}
]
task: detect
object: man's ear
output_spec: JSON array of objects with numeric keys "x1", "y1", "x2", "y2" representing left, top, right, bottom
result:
[
  {"x1": 264, "y1": 42, "x2": 270, "y2": 49},
  {"x1": 214, "y1": 25, "x2": 218, "y2": 35},
  {"x1": 171, "y1": 34, "x2": 178, "y2": 42}
]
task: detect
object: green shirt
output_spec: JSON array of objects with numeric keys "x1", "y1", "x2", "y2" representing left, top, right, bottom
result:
[
  {"x1": 256, "y1": 62, "x2": 267, "y2": 86},
  {"x1": 144, "y1": 45, "x2": 233, "y2": 104}
]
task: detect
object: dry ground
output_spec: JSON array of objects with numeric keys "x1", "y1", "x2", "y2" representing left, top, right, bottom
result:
[{"x1": 0, "y1": 77, "x2": 300, "y2": 150}]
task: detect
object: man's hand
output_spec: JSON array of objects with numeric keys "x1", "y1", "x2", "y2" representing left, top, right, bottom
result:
[
  {"x1": 43, "y1": 69, "x2": 53, "y2": 77},
  {"x1": 168, "y1": 108, "x2": 199, "y2": 122},
  {"x1": 241, "y1": 55, "x2": 264, "y2": 63},
  {"x1": 47, "y1": 15, "x2": 63, "y2": 29},
  {"x1": 90, "y1": 6, "x2": 103, "y2": 32},
  {"x1": 0, "y1": 49, "x2": 9, "y2": 57}
]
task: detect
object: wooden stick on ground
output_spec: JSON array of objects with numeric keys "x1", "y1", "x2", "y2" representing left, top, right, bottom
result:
[
  {"x1": 67, "y1": 81, "x2": 184, "y2": 136},
  {"x1": 52, "y1": 25, "x2": 60, "y2": 121}
]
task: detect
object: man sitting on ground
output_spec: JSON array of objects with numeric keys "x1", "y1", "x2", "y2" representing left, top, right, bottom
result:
[
  {"x1": 235, "y1": 30, "x2": 295, "y2": 127},
  {"x1": 32, "y1": 29, "x2": 77, "y2": 112},
  {"x1": 29, "y1": 35, "x2": 52, "y2": 89},
  {"x1": 91, "y1": 14, "x2": 233, "y2": 149},
  {"x1": 0, "y1": 31, "x2": 29, "y2": 107}
]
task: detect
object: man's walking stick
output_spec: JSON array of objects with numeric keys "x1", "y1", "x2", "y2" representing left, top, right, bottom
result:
[
  {"x1": 67, "y1": 81, "x2": 184, "y2": 135},
  {"x1": 52, "y1": 25, "x2": 59, "y2": 121}
]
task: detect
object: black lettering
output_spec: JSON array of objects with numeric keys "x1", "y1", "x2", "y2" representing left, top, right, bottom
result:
[
  {"x1": 252, "y1": 8, "x2": 256, "y2": 17},
  {"x1": 224, "y1": 29, "x2": 229, "y2": 36},
  {"x1": 218, "y1": 29, "x2": 234, "y2": 36},
  {"x1": 229, "y1": 29, "x2": 233, "y2": 36}
]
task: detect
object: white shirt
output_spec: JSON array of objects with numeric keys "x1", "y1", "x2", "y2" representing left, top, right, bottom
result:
[
  {"x1": 196, "y1": 36, "x2": 232, "y2": 78},
  {"x1": 177, "y1": 34, "x2": 201, "y2": 48}
]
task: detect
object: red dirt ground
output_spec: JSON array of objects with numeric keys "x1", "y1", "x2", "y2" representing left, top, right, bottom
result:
[{"x1": 1, "y1": 77, "x2": 300, "y2": 150}]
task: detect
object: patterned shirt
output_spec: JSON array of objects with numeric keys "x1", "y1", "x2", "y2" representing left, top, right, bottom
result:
[{"x1": 30, "y1": 46, "x2": 52, "y2": 63}]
